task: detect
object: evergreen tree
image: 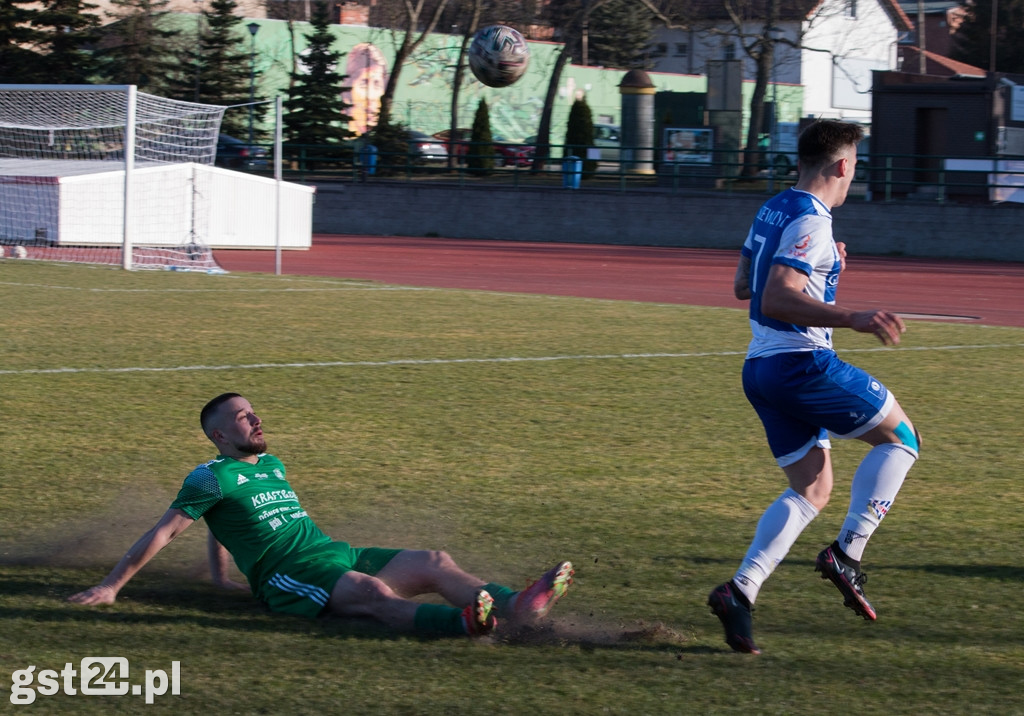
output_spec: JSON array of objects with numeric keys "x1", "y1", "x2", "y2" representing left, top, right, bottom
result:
[
  {"x1": 34, "y1": 0, "x2": 102, "y2": 83},
  {"x1": 368, "y1": 117, "x2": 413, "y2": 174},
  {"x1": 589, "y1": 0, "x2": 654, "y2": 69},
  {"x1": 170, "y1": 0, "x2": 264, "y2": 138},
  {"x1": 951, "y1": 0, "x2": 1024, "y2": 74},
  {"x1": 564, "y1": 97, "x2": 596, "y2": 174},
  {"x1": 94, "y1": 0, "x2": 183, "y2": 95},
  {"x1": 0, "y1": 0, "x2": 45, "y2": 82},
  {"x1": 468, "y1": 98, "x2": 494, "y2": 173},
  {"x1": 283, "y1": 0, "x2": 353, "y2": 145}
]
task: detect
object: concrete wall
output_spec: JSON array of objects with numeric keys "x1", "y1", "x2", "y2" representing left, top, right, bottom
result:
[{"x1": 313, "y1": 182, "x2": 1024, "y2": 262}]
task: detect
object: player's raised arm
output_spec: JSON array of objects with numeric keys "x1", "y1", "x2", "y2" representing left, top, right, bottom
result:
[{"x1": 68, "y1": 508, "x2": 195, "y2": 605}]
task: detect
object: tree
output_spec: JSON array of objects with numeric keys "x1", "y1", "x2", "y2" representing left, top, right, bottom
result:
[
  {"x1": 588, "y1": 0, "x2": 655, "y2": 69},
  {"x1": 94, "y1": 0, "x2": 183, "y2": 95},
  {"x1": 468, "y1": 97, "x2": 494, "y2": 173},
  {"x1": 0, "y1": 0, "x2": 46, "y2": 82},
  {"x1": 564, "y1": 97, "x2": 596, "y2": 174},
  {"x1": 32, "y1": 0, "x2": 102, "y2": 83},
  {"x1": 442, "y1": 0, "x2": 482, "y2": 170},
  {"x1": 283, "y1": 0, "x2": 353, "y2": 145},
  {"x1": 169, "y1": 0, "x2": 264, "y2": 138},
  {"x1": 370, "y1": 0, "x2": 451, "y2": 127},
  {"x1": 439, "y1": 0, "x2": 542, "y2": 170},
  {"x1": 951, "y1": 0, "x2": 1024, "y2": 73},
  {"x1": 368, "y1": 117, "x2": 414, "y2": 174},
  {"x1": 530, "y1": 0, "x2": 616, "y2": 172},
  {"x1": 640, "y1": 0, "x2": 792, "y2": 177}
]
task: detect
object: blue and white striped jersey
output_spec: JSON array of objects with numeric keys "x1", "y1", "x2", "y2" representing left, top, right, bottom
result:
[{"x1": 740, "y1": 188, "x2": 843, "y2": 359}]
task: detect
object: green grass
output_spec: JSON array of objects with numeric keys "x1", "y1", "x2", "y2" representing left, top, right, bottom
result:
[{"x1": 1, "y1": 260, "x2": 1022, "y2": 714}]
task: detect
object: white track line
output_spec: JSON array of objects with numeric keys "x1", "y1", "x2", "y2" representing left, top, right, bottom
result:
[{"x1": 0, "y1": 344, "x2": 1021, "y2": 377}]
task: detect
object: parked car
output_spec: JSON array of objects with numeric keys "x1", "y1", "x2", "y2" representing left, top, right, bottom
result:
[
  {"x1": 409, "y1": 130, "x2": 448, "y2": 162},
  {"x1": 431, "y1": 128, "x2": 534, "y2": 167},
  {"x1": 593, "y1": 123, "x2": 620, "y2": 162},
  {"x1": 215, "y1": 134, "x2": 269, "y2": 170}
]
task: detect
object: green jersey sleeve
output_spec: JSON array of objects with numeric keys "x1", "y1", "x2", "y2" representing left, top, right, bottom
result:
[{"x1": 170, "y1": 462, "x2": 224, "y2": 519}]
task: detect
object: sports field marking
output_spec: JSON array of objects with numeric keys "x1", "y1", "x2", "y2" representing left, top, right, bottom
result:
[
  {"x1": 0, "y1": 343, "x2": 1020, "y2": 377},
  {"x1": 0, "y1": 280, "x2": 425, "y2": 293}
]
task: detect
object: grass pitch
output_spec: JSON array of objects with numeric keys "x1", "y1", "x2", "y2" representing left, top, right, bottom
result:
[{"x1": 1, "y1": 260, "x2": 1022, "y2": 714}]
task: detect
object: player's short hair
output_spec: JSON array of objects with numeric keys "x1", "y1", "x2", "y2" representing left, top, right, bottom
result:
[
  {"x1": 797, "y1": 120, "x2": 864, "y2": 171},
  {"x1": 200, "y1": 392, "x2": 242, "y2": 436}
]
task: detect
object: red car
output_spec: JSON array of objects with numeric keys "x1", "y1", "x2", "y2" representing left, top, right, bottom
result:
[{"x1": 431, "y1": 129, "x2": 534, "y2": 167}]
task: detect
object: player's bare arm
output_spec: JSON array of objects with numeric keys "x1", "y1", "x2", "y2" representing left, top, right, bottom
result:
[
  {"x1": 733, "y1": 254, "x2": 752, "y2": 300},
  {"x1": 68, "y1": 508, "x2": 195, "y2": 605},
  {"x1": 208, "y1": 531, "x2": 248, "y2": 591},
  {"x1": 761, "y1": 264, "x2": 905, "y2": 345}
]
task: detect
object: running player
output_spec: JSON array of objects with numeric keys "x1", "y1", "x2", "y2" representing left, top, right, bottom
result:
[
  {"x1": 708, "y1": 120, "x2": 920, "y2": 654},
  {"x1": 69, "y1": 393, "x2": 573, "y2": 637}
]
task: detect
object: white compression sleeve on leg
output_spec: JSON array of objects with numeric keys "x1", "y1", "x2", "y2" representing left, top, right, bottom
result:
[
  {"x1": 733, "y1": 488, "x2": 819, "y2": 604},
  {"x1": 838, "y1": 442, "x2": 918, "y2": 562}
]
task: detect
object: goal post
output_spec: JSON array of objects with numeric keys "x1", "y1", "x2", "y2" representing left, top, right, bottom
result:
[{"x1": 0, "y1": 84, "x2": 227, "y2": 271}]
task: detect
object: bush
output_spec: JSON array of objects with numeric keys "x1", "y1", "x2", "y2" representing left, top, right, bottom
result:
[
  {"x1": 564, "y1": 99, "x2": 597, "y2": 175},
  {"x1": 467, "y1": 99, "x2": 495, "y2": 174}
]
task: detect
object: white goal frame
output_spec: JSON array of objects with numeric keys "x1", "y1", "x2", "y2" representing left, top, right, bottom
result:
[{"x1": 0, "y1": 84, "x2": 226, "y2": 270}]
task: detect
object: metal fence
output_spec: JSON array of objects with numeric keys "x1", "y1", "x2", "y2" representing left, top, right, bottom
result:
[{"x1": 238, "y1": 142, "x2": 1024, "y2": 204}]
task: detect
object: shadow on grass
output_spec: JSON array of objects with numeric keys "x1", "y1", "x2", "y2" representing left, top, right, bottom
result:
[
  {"x1": 677, "y1": 555, "x2": 1024, "y2": 581},
  {"x1": 1, "y1": 568, "x2": 707, "y2": 653}
]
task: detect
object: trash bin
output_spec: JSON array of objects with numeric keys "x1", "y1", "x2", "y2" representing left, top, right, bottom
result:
[
  {"x1": 359, "y1": 144, "x2": 378, "y2": 176},
  {"x1": 562, "y1": 155, "x2": 582, "y2": 189}
]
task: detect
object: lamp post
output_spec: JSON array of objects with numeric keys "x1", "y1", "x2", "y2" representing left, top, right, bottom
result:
[
  {"x1": 193, "y1": 0, "x2": 202, "y2": 102},
  {"x1": 247, "y1": 21, "x2": 260, "y2": 147}
]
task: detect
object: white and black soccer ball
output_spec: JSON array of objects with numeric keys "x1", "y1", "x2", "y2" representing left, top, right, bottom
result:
[{"x1": 468, "y1": 25, "x2": 530, "y2": 88}]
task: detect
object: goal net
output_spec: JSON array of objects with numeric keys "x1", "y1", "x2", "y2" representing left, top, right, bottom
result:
[{"x1": 0, "y1": 84, "x2": 227, "y2": 271}]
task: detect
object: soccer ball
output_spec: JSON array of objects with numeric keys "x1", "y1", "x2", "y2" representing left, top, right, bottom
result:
[{"x1": 468, "y1": 25, "x2": 530, "y2": 88}]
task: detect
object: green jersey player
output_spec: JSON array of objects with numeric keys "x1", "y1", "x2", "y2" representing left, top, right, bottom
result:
[{"x1": 70, "y1": 393, "x2": 574, "y2": 637}]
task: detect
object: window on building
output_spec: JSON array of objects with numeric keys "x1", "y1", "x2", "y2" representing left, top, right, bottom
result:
[
  {"x1": 675, "y1": 43, "x2": 689, "y2": 57},
  {"x1": 846, "y1": 0, "x2": 857, "y2": 18},
  {"x1": 724, "y1": 43, "x2": 736, "y2": 61}
]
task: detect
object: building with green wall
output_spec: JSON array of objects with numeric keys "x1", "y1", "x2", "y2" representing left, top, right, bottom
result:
[{"x1": 173, "y1": 14, "x2": 801, "y2": 147}]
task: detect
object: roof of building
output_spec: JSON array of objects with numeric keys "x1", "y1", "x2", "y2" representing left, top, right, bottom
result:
[
  {"x1": 684, "y1": 0, "x2": 914, "y2": 31},
  {"x1": 900, "y1": 46, "x2": 987, "y2": 76}
]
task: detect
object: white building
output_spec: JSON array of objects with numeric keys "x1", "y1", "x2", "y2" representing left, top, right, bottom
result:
[{"x1": 648, "y1": 0, "x2": 913, "y2": 124}]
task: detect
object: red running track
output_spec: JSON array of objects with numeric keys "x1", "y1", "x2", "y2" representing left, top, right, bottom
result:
[{"x1": 215, "y1": 235, "x2": 1024, "y2": 328}]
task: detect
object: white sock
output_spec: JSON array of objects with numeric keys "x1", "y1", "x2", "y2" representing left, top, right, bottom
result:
[
  {"x1": 838, "y1": 443, "x2": 918, "y2": 562},
  {"x1": 734, "y1": 488, "x2": 819, "y2": 604}
]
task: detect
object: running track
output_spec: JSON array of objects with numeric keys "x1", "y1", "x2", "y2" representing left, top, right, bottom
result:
[{"x1": 215, "y1": 236, "x2": 1024, "y2": 328}]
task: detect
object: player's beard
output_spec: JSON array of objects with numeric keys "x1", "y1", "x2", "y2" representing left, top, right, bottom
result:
[{"x1": 235, "y1": 435, "x2": 267, "y2": 455}]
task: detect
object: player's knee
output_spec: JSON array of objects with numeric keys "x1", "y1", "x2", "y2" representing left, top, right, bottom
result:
[
  {"x1": 421, "y1": 549, "x2": 457, "y2": 572},
  {"x1": 893, "y1": 420, "x2": 921, "y2": 455},
  {"x1": 329, "y1": 572, "x2": 395, "y2": 616}
]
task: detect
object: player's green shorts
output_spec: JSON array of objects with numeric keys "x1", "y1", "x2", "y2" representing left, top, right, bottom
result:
[{"x1": 259, "y1": 541, "x2": 403, "y2": 618}]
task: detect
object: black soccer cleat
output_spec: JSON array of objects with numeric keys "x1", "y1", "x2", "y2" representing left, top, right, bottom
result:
[
  {"x1": 815, "y1": 543, "x2": 877, "y2": 621},
  {"x1": 708, "y1": 581, "x2": 761, "y2": 655}
]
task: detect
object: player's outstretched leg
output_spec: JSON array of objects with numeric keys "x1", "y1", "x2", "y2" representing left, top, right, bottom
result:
[
  {"x1": 815, "y1": 542, "x2": 876, "y2": 621},
  {"x1": 708, "y1": 581, "x2": 761, "y2": 655},
  {"x1": 510, "y1": 561, "x2": 574, "y2": 623},
  {"x1": 461, "y1": 589, "x2": 497, "y2": 636}
]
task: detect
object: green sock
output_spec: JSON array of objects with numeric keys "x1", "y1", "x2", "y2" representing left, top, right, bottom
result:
[
  {"x1": 483, "y1": 583, "x2": 518, "y2": 615},
  {"x1": 413, "y1": 603, "x2": 466, "y2": 635}
]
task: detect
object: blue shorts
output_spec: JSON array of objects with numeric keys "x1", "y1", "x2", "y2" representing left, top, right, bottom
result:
[{"x1": 742, "y1": 350, "x2": 894, "y2": 467}]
